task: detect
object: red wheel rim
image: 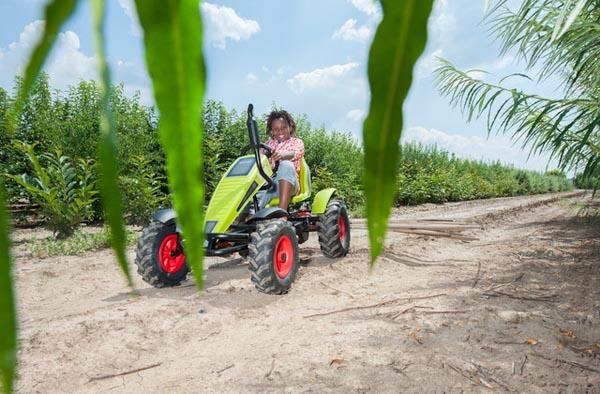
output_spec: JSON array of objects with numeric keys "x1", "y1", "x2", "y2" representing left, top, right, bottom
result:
[
  {"x1": 338, "y1": 215, "x2": 346, "y2": 243},
  {"x1": 274, "y1": 235, "x2": 293, "y2": 279},
  {"x1": 159, "y1": 233, "x2": 185, "y2": 273}
]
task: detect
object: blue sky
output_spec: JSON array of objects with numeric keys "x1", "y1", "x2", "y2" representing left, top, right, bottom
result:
[{"x1": 0, "y1": 0, "x2": 564, "y2": 172}]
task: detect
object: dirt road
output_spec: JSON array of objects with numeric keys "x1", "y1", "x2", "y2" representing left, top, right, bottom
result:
[{"x1": 12, "y1": 191, "x2": 600, "y2": 393}]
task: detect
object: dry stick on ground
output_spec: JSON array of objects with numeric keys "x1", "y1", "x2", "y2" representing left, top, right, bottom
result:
[
  {"x1": 472, "y1": 261, "x2": 482, "y2": 288},
  {"x1": 520, "y1": 355, "x2": 528, "y2": 375},
  {"x1": 303, "y1": 293, "x2": 447, "y2": 318},
  {"x1": 446, "y1": 363, "x2": 493, "y2": 389},
  {"x1": 88, "y1": 363, "x2": 162, "y2": 382},
  {"x1": 530, "y1": 353, "x2": 600, "y2": 373},
  {"x1": 319, "y1": 281, "x2": 355, "y2": 299},
  {"x1": 216, "y1": 364, "x2": 235, "y2": 374},
  {"x1": 483, "y1": 290, "x2": 559, "y2": 302}
]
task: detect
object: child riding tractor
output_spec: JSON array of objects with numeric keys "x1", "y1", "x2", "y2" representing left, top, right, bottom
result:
[{"x1": 134, "y1": 104, "x2": 350, "y2": 294}]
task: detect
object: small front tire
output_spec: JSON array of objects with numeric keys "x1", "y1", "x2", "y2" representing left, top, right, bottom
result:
[{"x1": 135, "y1": 221, "x2": 189, "y2": 287}]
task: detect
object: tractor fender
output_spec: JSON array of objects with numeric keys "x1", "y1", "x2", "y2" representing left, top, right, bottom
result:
[
  {"x1": 312, "y1": 188, "x2": 336, "y2": 214},
  {"x1": 152, "y1": 208, "x2": 177, "y2": 225},
  {"x1": 251, "y1": 207, "x2": 288, "y2": 221}
]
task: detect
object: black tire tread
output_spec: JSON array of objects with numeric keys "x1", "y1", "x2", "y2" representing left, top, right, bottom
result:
[
  {"x1": 135, "y1": 221, "x2": 188, "y2": 288},
  {"x1": 317, "y1": 199, "x2": 350, "y2": 258},
  {"x1": 248, "y1": 220, "x2": 299, "y2": 294}
]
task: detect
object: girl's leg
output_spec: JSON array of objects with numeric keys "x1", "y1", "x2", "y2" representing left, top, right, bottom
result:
[{"x1": 278, "y1": 179, "x2": 293, "y2": 210}]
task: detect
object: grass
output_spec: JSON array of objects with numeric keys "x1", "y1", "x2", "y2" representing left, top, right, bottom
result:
[{"x1": 29, "y1": 227, "x2": 139, "y2": 258}]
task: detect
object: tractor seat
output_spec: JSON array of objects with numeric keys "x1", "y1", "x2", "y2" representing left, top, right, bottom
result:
[{"x1": 267, "y1": 158, "x2": 311, "y2": 206}]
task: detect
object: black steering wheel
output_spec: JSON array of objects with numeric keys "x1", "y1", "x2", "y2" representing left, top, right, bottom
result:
[{"x1": 241, "y1": 143, "x2": 273, "y2": 157}]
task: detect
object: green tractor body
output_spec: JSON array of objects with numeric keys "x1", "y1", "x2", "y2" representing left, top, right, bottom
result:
[{"x1": 135, "y1": 104, "x2": 351, "y2": 294}]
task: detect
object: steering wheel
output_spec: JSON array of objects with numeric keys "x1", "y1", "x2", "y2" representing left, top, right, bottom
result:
[{"x1": 241, "y1": 143, "x2": 273, "y2": 157}]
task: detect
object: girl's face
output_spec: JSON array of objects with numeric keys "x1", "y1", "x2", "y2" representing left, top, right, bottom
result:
[{"x1": 271, "y1": 118, "x2": 292, "y2": 142}]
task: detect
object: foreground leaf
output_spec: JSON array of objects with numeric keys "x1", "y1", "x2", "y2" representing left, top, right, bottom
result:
[
  {"x1": 135, "y1": 0, "x2": 205, "y2": 289},
  {"x1": 362, "y1": 0, "x2": 433, "y2": 263},
  {"x1": 9, "y1": 0, "x2": 78, "y2": 132},
  {"x1": 91, "y1": 0, "x2": 133, "y2": 288},
  {"x1": 0, "y1": 185, "x2": 16, "y2": 394}
]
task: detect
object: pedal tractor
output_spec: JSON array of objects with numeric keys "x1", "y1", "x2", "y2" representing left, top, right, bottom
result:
[{"x1": 135, "y1": 104, "x2": 350, "y2": 294}]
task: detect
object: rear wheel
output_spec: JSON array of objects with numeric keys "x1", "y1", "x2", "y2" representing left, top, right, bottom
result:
[
  {"x1": 318, "y1": 199, "x2": 350, "y2": 258},
  {"x1": 135, "y1": 221, "x2": 189, "y2": 287},
  {"x1": 248, "y1": 220, "x2": 299, "y2": 294}
]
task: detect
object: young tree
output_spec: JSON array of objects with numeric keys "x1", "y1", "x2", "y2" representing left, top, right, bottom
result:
[{"x1": 435, "y1": 0, "x2": 600, "y2": 176}]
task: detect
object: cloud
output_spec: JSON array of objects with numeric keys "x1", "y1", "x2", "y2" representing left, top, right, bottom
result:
[
  {"x1": 346, "y1": 109, "x2": 365, "y2": 122},
  {"x1": 201, "y1": 2, "x2": 260, "y2": 49},
  {"x1": 416, "y1": 48, "x2": 443, "y2": 79},
  {"x1": 350, "y1": 0, "x2": 381, "y2": 19},
  {"x1": 332, "y1": 19, "x2": 372, "y2": 43},
  {"x1": 246, "y1": 73, "x2": 257, "y2": 84},
  {"x1": 287, "y1": 62, "x2": 360, "y2": 95},
  {"x1": 467, "y1": 54, "x2": 516, "y2": 80},
  {"x1": 117, "y1": 0, "x2": 141, "y2": 37},
  {"x1": 429, "y1": 0, "x2": 456, "y2": 40},
  {"x1": 403, "y1": 126, "x2": 555, "y2": 171},
  {"x1": 0, "y1": 20, "x2": 97, "y2": 90}
]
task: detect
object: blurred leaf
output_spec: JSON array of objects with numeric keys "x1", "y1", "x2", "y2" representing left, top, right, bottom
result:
[
  {"x1": 0, "y1": 185, "x2": 16, "y2": 394},
  {"x1": 9, "y1": 0, "x2": 79, "y2": 132},
  {"x1": 526, "y1": 338, "x2": 538, "y2": 345},
  {"x1": 91, "y1": 0, "x2": 132, "y2": 287},
  {"x1": 362, "y1": 0, "x2": 434, "y2": 263},
  {"x1": 135, "y1": 0, "x2": 205, "y2": 289}
]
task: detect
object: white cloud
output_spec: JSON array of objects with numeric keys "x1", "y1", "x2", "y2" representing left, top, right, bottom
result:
[
  {"x1": 429, "y1": 0, "x2": 456, "y2": 40},
  {"x1": 246, "y1": 72, "x2": 257, "y2": 84},
  {"x1": 346, "y1": 109, "x2": 365, "y2": 122},
  {"x1": 416, "y1": 48, "x2": 443, "y2": 79},
  {"x1": 350, "y1": 0, "x2": 381, "y2": 19},
  {"x1": 403, "y1": 126, "x2": 555, "y2": 171},
  {"x1": 332, "y1": 19, "x2": 372, "y2": 43},
  {"x1": 200, "y1": 2, "x2": 260, "y2": 49},
  {"x1": 117, "y1": 0, "x2": 141, "y2": 37},
  {"x1": 0, "y1": 20, "x2": 97, "y2": 90},
  {"x1": 287, "y1": 62, "x2": 360, "y2": 94},
  {"x1": 468, "y1": 54, "x2": 516, "y2": 80}
]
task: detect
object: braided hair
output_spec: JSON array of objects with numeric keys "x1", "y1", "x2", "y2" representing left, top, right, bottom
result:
[{"x1": 266, "y1": 110, "x2": 296, "y2": 138}]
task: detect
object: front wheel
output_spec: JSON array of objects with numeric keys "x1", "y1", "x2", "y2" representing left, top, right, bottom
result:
[
  {"x1": 318, "y1": 199, "x2": 350, "y2": 258},
  {"x1": 248, "y1": 220, "x2": 299, "y2": 294},
  {"x1": 135, "y1": 221, "x2": 189, "y2": 287}
]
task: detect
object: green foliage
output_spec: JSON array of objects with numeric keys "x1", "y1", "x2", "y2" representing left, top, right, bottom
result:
[
  {"x1": 362, "y1": 0, "x2": 434, "y2": 262},
  {"x1": 0, "y1": 185, "x2": 16, "y2": 394},
  {"x1": 6, "y1": 142, "x2": 97, "y2": 238},
  {"x1": 28, "y1": 227, "x2": 139, "y2": 258},
  {"x1": 120, "y1": 156, "x2": 168, "y2": 225},
  {"x1": 135, "y1": 0, "x2": 206, "y2": 290}
]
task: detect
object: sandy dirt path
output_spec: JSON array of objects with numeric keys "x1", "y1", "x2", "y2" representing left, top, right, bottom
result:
[{"x1": 11, "y1": 191, "x2": 600, "y2": 393}]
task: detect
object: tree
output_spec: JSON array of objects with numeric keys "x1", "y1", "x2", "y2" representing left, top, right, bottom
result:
[{"x1": 435, "y1": 0, "x2": 600, "y2": 176}]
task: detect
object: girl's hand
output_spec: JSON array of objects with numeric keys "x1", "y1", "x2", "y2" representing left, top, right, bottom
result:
[{"x1": 271, "y1": 150, "x2": 281, "y2": 161}]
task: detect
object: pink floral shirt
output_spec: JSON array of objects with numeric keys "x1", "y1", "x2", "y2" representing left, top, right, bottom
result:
[{"x1": 265, "y1": 137, "x2": 305, "y2": 174}]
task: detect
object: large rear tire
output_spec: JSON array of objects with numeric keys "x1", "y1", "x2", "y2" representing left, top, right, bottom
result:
[
  {"x1": 248, "y1": 220, "x2": 299, "y2": 294},
  {"x1": 318, "y1": 199, "x2": 350, "y2": 258},
  {"x1": 135, "y1": 221, "x2": 189, "y2": 287}
]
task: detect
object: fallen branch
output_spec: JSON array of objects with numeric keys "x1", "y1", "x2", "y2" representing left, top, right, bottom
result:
[
  {"x1": 216, "y1": 364, "x2": 235, "y2": 374},
  {"x1": 472, "y1": 261, "x2": 481, "y2": 288},
  {"x1": 530, "y1": 353, "x2": 600, "y2": 373},
  {"x1": 303, "y1": 293, "x2": 447, "y2": 318},
  {"x1": 88, "y1": 362, "x2": 162, "y2": 382},
  {"x1": 482, "y1": 290, "x2": 559, "y2": 302},
  {"x1": 319, "y1": 281, "x2": 355, "y2": 299}
]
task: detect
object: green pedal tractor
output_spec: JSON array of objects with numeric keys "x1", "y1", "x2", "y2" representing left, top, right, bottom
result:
[{"x1": 135, "y1": 104, "x2": 351, "y2": 294}]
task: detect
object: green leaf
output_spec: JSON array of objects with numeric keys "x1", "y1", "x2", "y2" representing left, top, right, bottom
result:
[
  {"x1": 91, "y1": 0, "x2": 133, "y2": 288},
  {"x1": 362, "y1": 0, "x2": 433, "y2": 263},
  {"x1": 9, "y1": 0, "x2": 79, "y2": 132},
  {"x1": 135, "y1": 0, "x2": 205, "y2": 289},
  {"x1": 0, "y1": 185, "x2": 16, "y2": 394}
]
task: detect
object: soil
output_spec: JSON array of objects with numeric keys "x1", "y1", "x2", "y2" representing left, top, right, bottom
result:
[{"x1": 11, "y1": 191, "x2": 600, "y2": 393}]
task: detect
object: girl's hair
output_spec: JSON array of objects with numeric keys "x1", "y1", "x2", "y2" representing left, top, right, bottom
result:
[{"x1": 266, "y1": 110, "x2": 296, "y2": 137}]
